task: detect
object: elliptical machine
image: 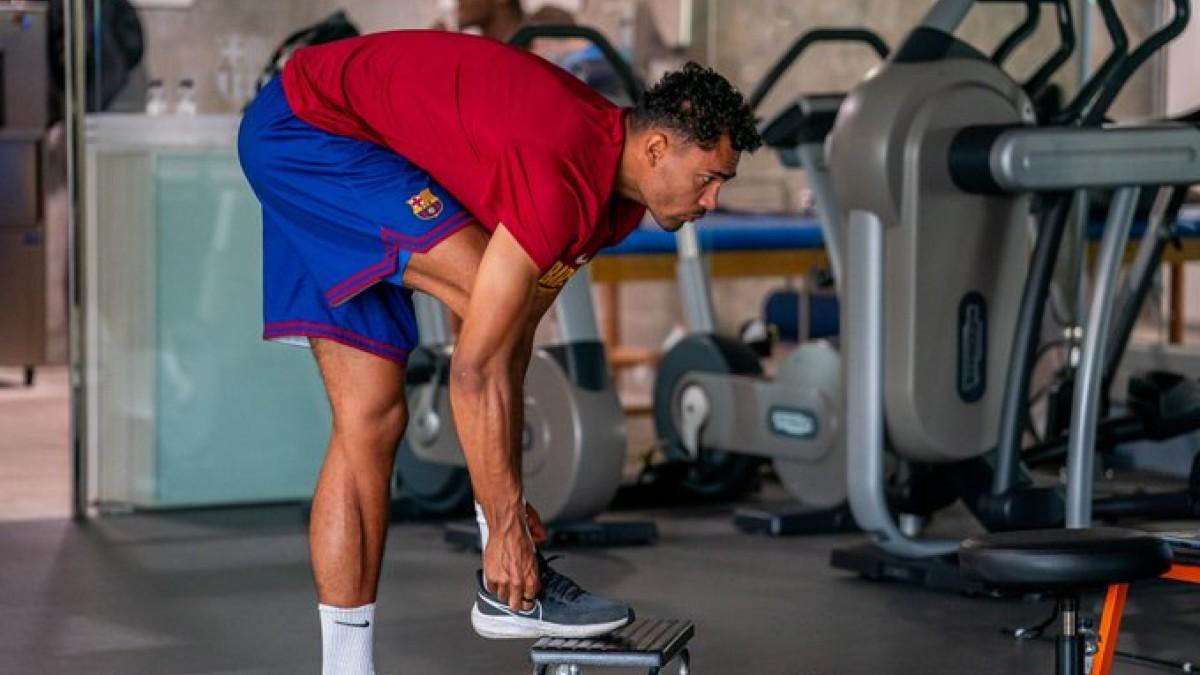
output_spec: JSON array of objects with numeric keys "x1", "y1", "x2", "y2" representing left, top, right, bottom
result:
[
  {"x1": 826, "y1": 0, "x2": 1200, "y2": 589},
  {"x1": 650, "y1": 30, "x2": 890, "y2": 518},
  {"x1": 732, "y1": 7, "x2": 1073, "y2": 535},
  {"x1": 652, "y1": 14, "x2": 1072, "y2": 533},
  {"x1": 392, "y1": 25, "x2": 657, "y2": 548}
]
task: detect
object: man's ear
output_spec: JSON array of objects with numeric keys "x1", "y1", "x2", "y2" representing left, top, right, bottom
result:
[{"x1": 644, "y1": 131, "x2": 669, "y2": 168}]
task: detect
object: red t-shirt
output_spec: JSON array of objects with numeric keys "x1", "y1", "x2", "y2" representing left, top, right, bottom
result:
[{"x1": 282, "y1": 30, "x2": 645, "y2": 290}]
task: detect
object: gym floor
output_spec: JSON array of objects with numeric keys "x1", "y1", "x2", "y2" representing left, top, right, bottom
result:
[
  {"x1": 0, "y1": 366, "x2": 70, "y2": 522},
  {"x1": 2, "y1": 491, "x2": 1197, "y2": 675}
]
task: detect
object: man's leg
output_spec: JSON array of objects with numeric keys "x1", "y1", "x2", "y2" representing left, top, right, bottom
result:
[{"x1": 309, "y1": 337, "x2": 408, "y2": 675}]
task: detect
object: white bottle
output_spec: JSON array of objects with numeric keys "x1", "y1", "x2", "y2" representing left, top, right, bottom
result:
[
  {"x1": 175, "y1": 78, "x2": 198, "y2": 115},
  {"x1": 145, "y1": 79, "x2": 168, "y2": 116}
]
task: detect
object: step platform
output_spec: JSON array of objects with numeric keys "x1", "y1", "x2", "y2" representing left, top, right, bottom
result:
[
  {"x1": 530, "y1": 618, "x2": 694, "y2": 675},
  {"x1": 445, "y1": 519, "x2": 659, "y2": 551}
]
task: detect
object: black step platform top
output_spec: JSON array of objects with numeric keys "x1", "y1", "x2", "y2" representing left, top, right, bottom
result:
[
  {"x1": 530, "y1": 618, "x2": 694, "y2": 667},
  {"x1": 960, "y1": 527, "x2": 1173, "y2": 592}
]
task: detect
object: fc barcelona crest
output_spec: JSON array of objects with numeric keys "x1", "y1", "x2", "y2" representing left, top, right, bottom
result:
[{"x1": 407, "y1": 188, "x2": 444, "y2": 220}]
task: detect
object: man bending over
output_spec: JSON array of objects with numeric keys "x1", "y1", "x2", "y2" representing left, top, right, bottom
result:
[{"x1": 237, "y1": 29, "x2": 760, "y2": 675}]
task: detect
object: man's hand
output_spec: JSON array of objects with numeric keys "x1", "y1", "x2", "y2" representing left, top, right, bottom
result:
[{"x1": 484, "y1": 504, "x2": 541, "y2": 612}]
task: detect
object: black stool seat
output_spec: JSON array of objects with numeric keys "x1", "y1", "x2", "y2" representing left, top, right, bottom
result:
[
  {"x1": 960, "y1": 527, "x2": 1172, "y2": 591},
  {"x1": 530, "y1": 618, "x2": 693, "y2": 668}
]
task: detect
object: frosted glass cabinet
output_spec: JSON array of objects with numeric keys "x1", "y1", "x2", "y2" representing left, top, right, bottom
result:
[{"x1": 84, "y1": 115, "x2": 330, "y2": 509}]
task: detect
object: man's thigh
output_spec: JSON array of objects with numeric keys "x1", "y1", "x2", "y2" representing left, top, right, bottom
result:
[{"x1": 401, "y1": 222, "x2": 491, "y2": 319}]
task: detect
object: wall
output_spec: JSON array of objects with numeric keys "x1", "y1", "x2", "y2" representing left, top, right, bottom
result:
[
  {"x1": 1165, "y1": 0, "x2": 1200, "y2": 115},
  {"x1": 121, "y1": 0, "x2": 443, "y2": 114},
  {"x1": 120, "y1": 0, "x2": 683, "y2": 115}
]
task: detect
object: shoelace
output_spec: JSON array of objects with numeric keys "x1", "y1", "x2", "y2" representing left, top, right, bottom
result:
[{"x1": 538, "y1": 554, "x2": 587, "y2": 602}]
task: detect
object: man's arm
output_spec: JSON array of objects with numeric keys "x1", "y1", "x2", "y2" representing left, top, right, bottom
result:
[
  {"x1": 511, "y1": 285, "x2": 561, "y2": 396},
  {"x1": 449, "y1": 225, "x2": 542, "y2": 612}
]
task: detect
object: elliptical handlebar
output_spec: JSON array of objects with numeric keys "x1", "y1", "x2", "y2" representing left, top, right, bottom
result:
[
  {"x1": 925, "y1": 0, "x2": 1063, "y2": 34},
  {"x1": 1079, "y1": 0, "x2": 1191, "y2": 124},
  {"x1": 746, "y1": 28, "x2": 890, "y2": 113},
  {"x1": 986, "y1": 0, "x2": 1077, "y2": 104},
  {"x1": 1054, "y1": 0, "x2": 1127, "y2": 123},
  {"x1": 1023, "y1": 0, "x2": 1075, "y2": 99},
  {"x1": 920, "y1": 1, "x2": 1078, "y2": 114},
  {"x1": 507, "y1": 24, "x2": 645, "y2": 103},
  {"x1": 990, "y1": 0, "x2": 1041, "y2": 65}
]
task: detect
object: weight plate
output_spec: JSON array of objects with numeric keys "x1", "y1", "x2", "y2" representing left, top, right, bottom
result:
[
  {"x1": 521, "y1": 349, "x2": 625, "y2": 522},
  {"x1": 394, "y1": 439, "x2": 474, "y2": 514}
]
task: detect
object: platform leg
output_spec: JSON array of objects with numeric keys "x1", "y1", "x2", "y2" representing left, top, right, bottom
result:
[
  {"x1": 23, "y1": 366, "x2": 34, "y2": 387},
  {"x1": 679, "y1": 648, "x2": 691, "y2": 675}
]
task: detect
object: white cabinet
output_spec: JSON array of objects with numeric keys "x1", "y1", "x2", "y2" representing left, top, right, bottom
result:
[{"x1": 84, "y1": 115, "x2": 330, "y2": 509}]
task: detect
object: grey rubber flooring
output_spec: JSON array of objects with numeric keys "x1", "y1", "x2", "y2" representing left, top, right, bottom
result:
[{"x1": 1, "y1": 496, "x2": 1197, "y2": 675}]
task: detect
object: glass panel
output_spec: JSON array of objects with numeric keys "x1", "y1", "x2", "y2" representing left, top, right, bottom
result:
[{"x1": 152, "y1": 151, "x2": 330, "y2": 505}]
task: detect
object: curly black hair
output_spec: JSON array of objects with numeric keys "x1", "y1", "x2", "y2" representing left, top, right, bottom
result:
[{"x1": 630, "y1": 62, "x2": 762, "y2": 153}]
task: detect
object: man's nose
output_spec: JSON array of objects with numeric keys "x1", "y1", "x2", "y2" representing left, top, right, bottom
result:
[{"x1": 699, "y1": 183, "x2": 721, "y2": 211}]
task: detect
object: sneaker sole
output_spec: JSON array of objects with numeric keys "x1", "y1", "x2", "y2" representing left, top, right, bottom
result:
[{"x1": 470, "y1": 605, "x2": 631, "y2": 640}]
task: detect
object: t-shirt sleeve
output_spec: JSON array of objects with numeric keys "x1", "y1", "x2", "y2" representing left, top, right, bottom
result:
[{"x1": 489, "y1": 147, "x2": 599, "y2": 272}]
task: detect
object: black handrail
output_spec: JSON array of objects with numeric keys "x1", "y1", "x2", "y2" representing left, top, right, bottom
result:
[
  {"x1": 508, "y1": 24, "x2": 644, "y2": 102},
  {"x1": 746, "y1": 28, "x2": 890, "y2": 113},
  {"x1": 991, "y1": 0, "x2": 1041, "y2": 65},
  {"x1": 1082, "y1": 0, "x2": 1190, "y2": 124},
  {"x1": 1023, "y1": 0, "x2": 1075, "y2": 99},
  {"x1": 1054, "y1": 0, "x2": 1127, "y2": 124}
]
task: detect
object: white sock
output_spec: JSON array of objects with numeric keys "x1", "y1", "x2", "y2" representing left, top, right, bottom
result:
[
  {"x1": 475, "y1": 502, "x2": 490, "y2": 550},
  {"x1": 318, "y1": 603, "x2": 376, "y2": 675},
  {"x1": 475, "y1": 500, "x2": 533, "y2": 573}
]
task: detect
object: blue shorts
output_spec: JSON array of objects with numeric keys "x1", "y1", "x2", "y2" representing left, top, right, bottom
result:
[{"x1": 237, "y1": 78, "x2": 473, "y2": 364}]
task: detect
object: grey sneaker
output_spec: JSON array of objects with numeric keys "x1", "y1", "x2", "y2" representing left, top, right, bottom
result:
[{"x1": 470, "y1": 554, "x2": 634, "y2": 639}]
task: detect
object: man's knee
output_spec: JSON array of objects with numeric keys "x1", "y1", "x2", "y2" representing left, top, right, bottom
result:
[{"x1": 332, "y1": 400, "x2": 409, "y2": 460}]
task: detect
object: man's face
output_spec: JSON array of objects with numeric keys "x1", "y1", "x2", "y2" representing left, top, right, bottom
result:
[
  {"x1": 456, "y1": 0, "x2": 497, "y2": 28},
  {"x1": 640, "y1": 132, "x2": 739, "y2": 232}
]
